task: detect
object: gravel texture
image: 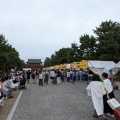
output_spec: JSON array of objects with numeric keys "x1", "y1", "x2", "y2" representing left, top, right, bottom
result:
[{"x1": 12, "y1": 80, "x2": 120, "y2": 120}]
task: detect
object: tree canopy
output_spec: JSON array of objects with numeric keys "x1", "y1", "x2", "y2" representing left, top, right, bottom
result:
[
  {"x1": 0, "y1": 34, "x2": 26, "y2": 71},
  {"x1": 44, "y1": 20, "x2": 120, "y2": 67}
]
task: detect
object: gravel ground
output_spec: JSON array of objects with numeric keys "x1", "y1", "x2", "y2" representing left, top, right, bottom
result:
[
  {"x1": 0, "y1": 90, "x2": 21, "y2": 120},
  {"x1": 12, "y1": 80, "x2": 120, "y2": 120}
]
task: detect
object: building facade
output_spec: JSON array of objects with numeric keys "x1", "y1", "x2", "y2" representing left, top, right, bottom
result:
[{"x1": 27, "y1": 59, "x2": 42, "y2": 70}]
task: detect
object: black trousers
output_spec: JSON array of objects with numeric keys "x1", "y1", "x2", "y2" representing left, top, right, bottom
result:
[
  {"x1": 67, "y1": 77, "x2": 70, "y2": 82},
  {"x1": 103, "y1": 91, "x2": 115, "y2": 115},
  {"x1": 44, "y1": 79, "x2": 48, "y2": 85},
  {"x1": 39, "y1": 79, "x2": 43, "y2": 86}
]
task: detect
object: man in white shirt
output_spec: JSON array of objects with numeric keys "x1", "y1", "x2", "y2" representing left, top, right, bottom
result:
[
  {"x1": 50, "y1": 70, "x2": 55, "y2": 83},
  {"x1": 67, "y1": 70, "x2": 70, "y2": 82}
]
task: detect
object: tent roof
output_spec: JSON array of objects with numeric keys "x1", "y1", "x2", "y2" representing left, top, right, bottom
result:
[
  {"x1": 117, "y1": 61, "x2": 120, "y2": 67},
  {"x1": 88, "y1": 60, "x2": 117, "y2": 68}
]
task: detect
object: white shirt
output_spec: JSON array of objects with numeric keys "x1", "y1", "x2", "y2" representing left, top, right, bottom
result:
[
  {"x1": 103, "y1": 79, "x2": 113, "y2": 93},
  {"x1": 67, "y1": 72, "x2": 70, "y2": 77},
  {"x1": 50, "y1": 71, "x2": 55, "y2": 77},
  {"x1": 39, "y1": 73, "x2": 43, "y2": 79}
]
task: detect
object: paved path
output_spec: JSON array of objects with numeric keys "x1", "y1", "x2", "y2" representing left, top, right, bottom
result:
[{"x1": 12, "y1": 80, "x2": 120, "y2": 120}]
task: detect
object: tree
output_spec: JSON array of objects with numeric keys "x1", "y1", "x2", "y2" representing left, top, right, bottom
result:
[
  {"x1": 44, "y1": 57, "x2": 51, "y2": 67},
  {"x1": 79, "y1": 34, "x2": 97, "y2": 60},
  {"x1": 0, "y1": 34, "x2": 26, "y2": 71},
  {"x1": 93, "y1": 20, "x2": 120, "y2": 62}
]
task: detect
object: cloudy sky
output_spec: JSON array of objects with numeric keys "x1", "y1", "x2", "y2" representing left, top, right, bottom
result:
[{"x1": 0, "y1": 0, "x2": 120, "y2": 62}]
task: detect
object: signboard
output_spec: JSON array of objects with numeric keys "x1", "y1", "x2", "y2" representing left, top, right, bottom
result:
[
  {"x1": 51, "y1": 67, "x2": 53, "y2": 69},
  {"x1": 63, "y1": 64, "x2": 66, "y2": 69},
  {"x1": 56, "y1": 65, "x2": 59, "y2": 69},
  {"x1": 23, "y1": 68, "x2": 31, "y2": 71},
  {"x1": 71, "y1": 62, "x2": 79, "y2": 69},
  {"x1": 80, "y1": 61, "x2": 88, "y2": 68},
  {"x1": 53, "y1": 66, "x2": 57, "y2": 70},
  {"x1": 66, "y1": 64, "x2": 70, "y2": 69}
]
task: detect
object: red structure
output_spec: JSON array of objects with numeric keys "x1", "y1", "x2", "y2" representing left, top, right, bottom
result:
[{"x1": 27, "y1": 59, "x2": 42, "y2": 70}]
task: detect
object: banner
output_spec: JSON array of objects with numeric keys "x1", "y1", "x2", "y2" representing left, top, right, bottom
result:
[{"x1": 80, "y1": 61, "x2": 88, "y2": 68}]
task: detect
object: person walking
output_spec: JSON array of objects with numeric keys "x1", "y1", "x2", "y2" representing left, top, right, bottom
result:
[
  {"x1": 79, "y1": 69, "x2": 83, "y2": 81},
  {"x1": 86, "y1": 74, "x2": 107, "y2": 120},
  {"x1": 102, "y1": 72, "x2": 115, "y2": 118},
  {"x1": 56, "y1": 69, "x2": 61, "y2": 84},
  {"x1": 67, "y1": 70, "x2": 70, "y2": 82},
  {"x1": 26, "y1": 70, "x2": 31, "y2": 83},
  {"x1": 38, "y1": 71, "x2": 43, "y2": 86},
  {"x1": 31, "y1": 70, "x2": 36, "y2": 84},
  {"x1": 61, "y1": 69, "x2": 64, "y2": 82},
  {"x1": 44, "y1": 71, "x2": 49, "y2": 85},
  {"x1": 72, "y1": 70, "x2": 76, "y2": 84},
  {"x1": 50, "y1": 69, "x2": 55, "y2": 83}
]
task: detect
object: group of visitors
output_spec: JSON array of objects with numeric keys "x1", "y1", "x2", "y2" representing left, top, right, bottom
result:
[
  {"x1": 49, "y1": 69, "x2": 89, "y2": 84},
  {"x1": 0, "y1": 72, "x2": 27, "y2": 100},
  {"x1": 25, "y1": 70, "x2": 49, "y2": 86},
  {"x1": 24, "y1": 69, "x2": 88, "y2": 86},
  {"x1": 86, "y1": 72, "x2": 115, "y2": 119}
]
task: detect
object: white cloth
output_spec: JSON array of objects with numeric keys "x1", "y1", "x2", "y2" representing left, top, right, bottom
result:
[
  {"x1": 9, "y1": 79, "x2": 16, "y2": 88},
  {"x1": 103, "y1": 79, "x2": 113, "y2": 93},
  {"x1": 86, "y1": 81, "x2": 104, "y2": 116}
]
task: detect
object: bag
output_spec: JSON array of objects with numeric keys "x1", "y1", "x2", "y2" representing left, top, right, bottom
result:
[
  {"x1": 107, "y1": 98, "x2": 120, "y2": 110},
  {"x1": 113, "y1": 108, "x2": 120, "y2": 120}
]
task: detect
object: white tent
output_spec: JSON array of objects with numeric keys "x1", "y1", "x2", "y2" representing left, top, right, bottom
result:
[
  {"x1": 117, "y1": 61, "x2": 120, "y2": 68},
  {"x1": 88, "y1": 60, "x2": 118, "y2": 76}
]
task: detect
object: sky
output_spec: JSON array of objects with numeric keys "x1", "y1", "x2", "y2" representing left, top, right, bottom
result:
[{"x1": 0, "y1": 0, "x2": 120, "y2": 62}]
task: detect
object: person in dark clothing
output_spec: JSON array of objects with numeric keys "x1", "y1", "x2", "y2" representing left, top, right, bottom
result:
[
  {"x1": 13, "y1": 74, "x2": 20, "y2": 84},
  {"x1": 56, "y1": 69, "x2": 61, "y2": 84},
  {"x1": 0, "y1": 80, "x2": 3, "y2": 99},
  {"x1": 19, "y1": 74, "x2": 27, "y2": 89},
  {"x1": 44, "y1": 71, "x2": 49, "y2": 85},
  {"x1": 84, "y1": 72, "x2": 89, "y2": 84},
  {"x1": 72, "y1": 70, "x2": 76, "y2": 84},
  {"x1": 61, "y1": 70, "x2": 64, "y2": 82},
  {"x1": 26, "y1": 70, "x2": 31, "y2": 83},
  {"x1": 102, "y1": 72, "x2": 115, "y2": 118}
]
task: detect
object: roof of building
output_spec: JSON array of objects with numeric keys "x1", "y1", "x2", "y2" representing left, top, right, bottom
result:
[{"x1": 28, "y1": 59, "x2": 41, "y2": 63}]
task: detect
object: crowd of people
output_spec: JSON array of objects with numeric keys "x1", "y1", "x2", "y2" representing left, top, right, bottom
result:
[
  {"x1": 24, "y1": 69, "x2": 89, "y2": 87},
  {"x1": 0, "y1": 72, "x2": 27, "y2": 100},
  {"x1": 0, "y1": 69, "x2": 89, "y2": 99},
  {"x1": 0, "y1": 69, "x2": 116, "y2": 120}
]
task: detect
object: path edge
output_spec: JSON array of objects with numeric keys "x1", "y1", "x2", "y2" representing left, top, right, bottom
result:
[{"x1": 6, "y1": 90, "x2": 23, "y2": 120}]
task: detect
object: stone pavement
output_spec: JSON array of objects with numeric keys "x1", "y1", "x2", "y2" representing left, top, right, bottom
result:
[{"x1": 12, "y1": 80, "x2": 120, "y2": 120}]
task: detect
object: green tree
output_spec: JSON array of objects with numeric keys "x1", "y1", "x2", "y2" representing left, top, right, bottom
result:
[
  {"x1": 79, "y1": 34, "x2": 97, "y2": 60},
  {"x1": 93, "y1": 20, "x2": 120, "y2": 62},
  {"x1": 44, "y1": 57, "x2": 51, "y2": 67},
  {"x1": 0, "y1": 34, "x2": 26, "y2": 71}
]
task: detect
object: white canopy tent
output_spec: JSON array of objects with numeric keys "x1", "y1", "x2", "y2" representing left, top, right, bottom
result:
[
  {"x1": 117, "y1": 61, "x2": 120, "y2": 68},
  {"x1": 88, "y1": 60, "x2": 118, "y2": 76}
]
